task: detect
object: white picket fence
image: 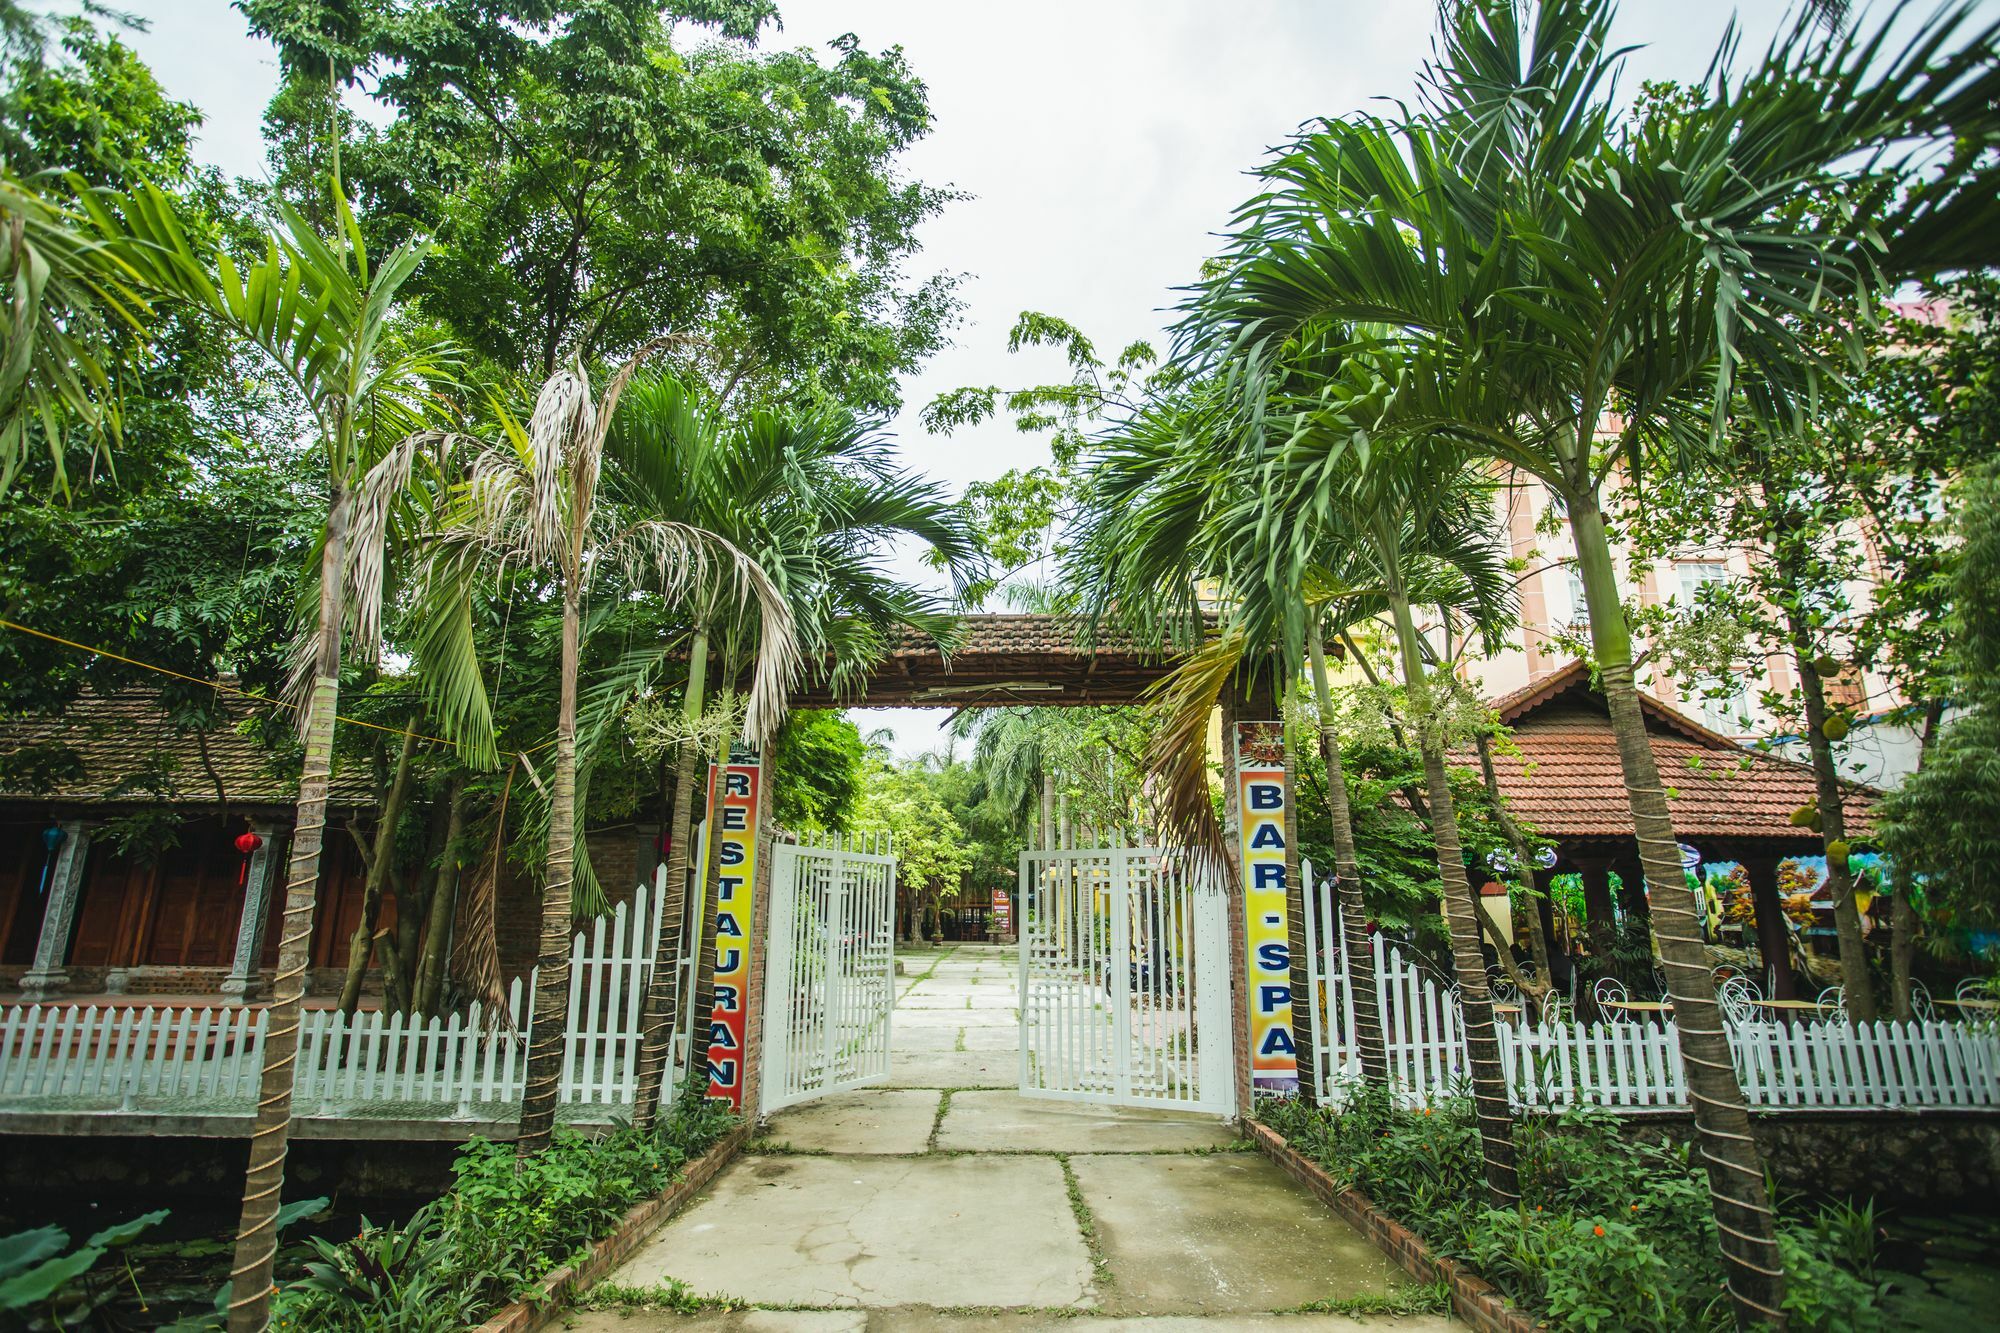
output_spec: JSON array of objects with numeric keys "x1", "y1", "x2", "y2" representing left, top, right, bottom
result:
[
  {"x1": 1298, "y1": 857, "x2": 2000, "y2": 1112},
  {"x1": 0, "y1": 867, "x2": 692, "y2": 1120}
]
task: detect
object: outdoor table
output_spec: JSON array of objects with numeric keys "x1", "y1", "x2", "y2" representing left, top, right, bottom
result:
[
  {"x1": 1941, "y1": 998, "x2": 2000, "y2": 1013},
  {"x1": 1603, "y1": 999, "x2": 1672, "y2": 1023},
  {"x1": 1750, "y1": 997, "x2": 1820, "y2": 1028}
]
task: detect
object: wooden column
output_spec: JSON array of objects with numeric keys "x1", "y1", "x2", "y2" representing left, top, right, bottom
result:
[
  {"x1": 1572, "y1": 853, "x2": 1618, "y2": 962},
  {"x1": 1613, "y1": 851, "x2": 1652, "y2": 927},
  {"x1": 222, "y1": 823, "x2": 283, "y2": 1002},
  {"x1": 20, "y1": 821, "x2": 89, "y2": 1001},
  {"x1": 1743, "y1": 854, "x2": 1796, "y2": 1001}
]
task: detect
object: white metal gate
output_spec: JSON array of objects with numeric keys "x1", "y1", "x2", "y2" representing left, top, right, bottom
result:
[
  {"x1": 1018, "y1": 846, "x2": 1233, "y2": 1115},
  {"x1": 759, "y1": 832, "x2": 897, "y2": 1115}
]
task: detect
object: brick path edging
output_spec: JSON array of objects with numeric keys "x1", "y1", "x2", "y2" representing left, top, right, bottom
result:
[
  {"x1": 471, "y1": 1121, "x2": 752, "y2": 1333},
  {"x1": 1243, "y1": 1118, "x2": 1543, "y2": 1333}
]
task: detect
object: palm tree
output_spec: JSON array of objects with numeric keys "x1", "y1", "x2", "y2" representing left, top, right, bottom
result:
[
  {"x1": 1, "y1": 166, "x2": 149, "y2": 493},
  {"x1": 418, "y1": 354, "x2": 802, "y2": 1154},
  {"x1": 1190, "y1": 1, "x2": 2000, "y2": 1318},
  {"x1": 599, "y1": 371, "x2": 978, "y2": 1126},
  {"x1": 88, "y1": 179, "x2": 451, "y2": 1330},
  {"x1": 1064, "y1": 388, "x2": 1392, "y2": 1090}
]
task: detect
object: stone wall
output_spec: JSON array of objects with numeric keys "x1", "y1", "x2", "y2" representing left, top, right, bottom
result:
[
  {"x1": 1619, "y1": 1109, "x2": 2000, "y2": 1207},
  {"x1": 494, "y1": 824, "x2": 661, "y2": 980}
]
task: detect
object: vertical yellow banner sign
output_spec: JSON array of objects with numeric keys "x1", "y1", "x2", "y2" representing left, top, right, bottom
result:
[
  {"x1": 704, "y1": 755, "x2": 761, "y2": 1109},
  {"x1": 1235, "y1": 720, "x2": 1298, "y2": 1093}
]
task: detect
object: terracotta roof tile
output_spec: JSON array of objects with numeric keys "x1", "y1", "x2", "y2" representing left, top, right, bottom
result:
[
  {"x1": 1479, "y1": 662, "x2": 1875, "y2": 848},
  {"x1": 0, "y1": 691, "x2": 373, "y2": 808}
]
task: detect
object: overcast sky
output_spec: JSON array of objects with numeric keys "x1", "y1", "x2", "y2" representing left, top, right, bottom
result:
[{"x1": 127, "y1": 1, "x2": 1993, "y2": 757}]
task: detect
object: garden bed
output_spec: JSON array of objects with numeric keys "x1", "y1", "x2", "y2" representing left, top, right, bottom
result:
[
  {"x1": 472, "y1": 1118, "x2": 751, "y2": 1333},
  {"x1": 1244, "y1": 1117, "x2": 1539, "y2": 1333},
  {"x1": 1255, "y1": 1090, "x2": 1888, "y2": 1333}
]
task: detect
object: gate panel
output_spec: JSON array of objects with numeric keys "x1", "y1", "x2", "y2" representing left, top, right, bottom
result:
[
  {"x1": 1019, "y1": 847, "x2": 1232, "y2": 1115},
  {"x1": 760, "y1": 833, "x2": 897, "y2": 1115}
]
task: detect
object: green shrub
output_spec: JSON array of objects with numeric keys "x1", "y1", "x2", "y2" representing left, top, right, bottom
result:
[
  {"x1": 277, "y1": 1089, "x2": 737, "y2": 1331},
  {"x1": 1259, "y1": 1092, "x2": 1883, "y2": 1333}
]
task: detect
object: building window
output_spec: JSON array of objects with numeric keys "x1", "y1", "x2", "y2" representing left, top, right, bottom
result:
[
  {"x1": 1543, "y1": 561, "x2": 1588, "y2": 630},
  {"x1": 1675, "y1": 561, "x2": 1751, "y2": 732}
]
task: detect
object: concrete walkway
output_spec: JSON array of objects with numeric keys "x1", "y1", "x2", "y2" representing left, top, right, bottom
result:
[{"x1": 580, "y1": 944, "x2": 1445, "y2": 1330}]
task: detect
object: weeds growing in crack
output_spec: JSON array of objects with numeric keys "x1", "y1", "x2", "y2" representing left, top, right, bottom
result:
[
  {"x1": 928, "y1": 1089, "x2": 954, "y2": 1151},
  {"x1": 1059, "y1": 1155, "x2": 1113, "y2": 1289}
]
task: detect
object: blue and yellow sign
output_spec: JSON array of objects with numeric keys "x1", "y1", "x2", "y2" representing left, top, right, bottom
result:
[{"x1": 1235, "y1": 721, "x2": 1298, "y2": 1093}]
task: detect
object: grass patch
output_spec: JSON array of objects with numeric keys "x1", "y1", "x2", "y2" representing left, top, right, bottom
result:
[
  {"x1": 1288, "y1": 1280, "x2": 1452, "y2": 1317},
  {"x1": 580, "y1": 1278, "x2": 745, "y2": 1314},
  {"x1": 743, "y1": 1138, "x2": 827, "y2": 1156},
  {"x1": 953, "y1": 1027, "x2": 968, "y2": 1052},
  {"x1": 1058, "y1": 1155, "x2": 1113, "y2": 1290}
]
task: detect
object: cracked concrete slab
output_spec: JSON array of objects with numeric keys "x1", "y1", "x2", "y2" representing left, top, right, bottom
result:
[
  {"x1": 934, "y1": 1092, "x2": 1236, "y2": 1154},
  {"x1": 1070, "y1": 1153, "x2": 1416, "y2": 1315},
  {"x1": 607, "y1": 1155, "x2": 1091, "y2": 1310},
  {"x1": 760, "y1": 1089, "x2": 942, "y2": 1154},
  {"x1": 884, "y1": 1050, "x2": 1015, "y2": 1088}
]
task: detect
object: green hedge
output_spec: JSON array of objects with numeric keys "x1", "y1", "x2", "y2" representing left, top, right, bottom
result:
[
  {"x1": 274, "y1": 1091, "x2": 738, "y2": 1332},
  {"x1": 1260, "y1": 1090, "x2": 1883, "y2": 1332}
]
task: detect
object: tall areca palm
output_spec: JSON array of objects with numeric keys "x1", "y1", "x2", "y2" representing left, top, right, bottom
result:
[
  {"x1": 1193, "y1": 1, "x2": 2000, "y2": 1318},
  {"x1": 419, "y1": 356, "x2": 802, "y2": 1154},
  {"x1": 603, "y1": 371, "x2": 979, "y2": 1125},
  {"x1": 1065, "y1": 387, "x2": 1400, "y2": 1088},
  {"x1": 88, "y1": 180, "x2": 451, "y2": 1330}
]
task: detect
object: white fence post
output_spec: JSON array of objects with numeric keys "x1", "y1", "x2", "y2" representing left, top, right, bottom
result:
[{"x1": 1299, "y1": 897, "x2": 2000, "y2": 1113}]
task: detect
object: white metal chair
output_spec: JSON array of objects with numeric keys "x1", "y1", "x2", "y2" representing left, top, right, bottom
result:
[
  {"x1": 1909, "y1": 980, "x2": 1936, "y2": 1023},
  {"x1": 1816, "y1": 986, "x2": 1848, "y2": 1023},
  {"x1": 1593, "y1": 977, "x2": 1629, "y2": 1019},
  {"x1": 1718, "y1": 974, "x2": 1761, "y2": 1025},
  {"x1": 1957, "y1": 976, "x2": 1991, "y2": 1002}
]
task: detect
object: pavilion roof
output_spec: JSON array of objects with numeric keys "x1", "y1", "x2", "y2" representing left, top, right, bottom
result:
[
  {"x1": 1479, "y1": 660, "x2": 1873, "y2": 854},
  {"x1": 788, "y1": 614, "x2": 1184, "y2": 709},
  {"x1": 0, "y1": 690, "x2": 375, "y2": 811}
]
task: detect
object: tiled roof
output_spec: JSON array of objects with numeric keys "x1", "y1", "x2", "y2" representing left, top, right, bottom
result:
[
  {"x1": 790, "y1": 614, "x2": 1183, "y2": 708},
  {"x1": 0, "y1": 690, "x2": 374, "y2": 808},
  {"x1": 870, "y1": 615, "x2": 1163, "y2": 658},
  {"x1": 1480, "y1": 661, "x2": 1873, "y2": 847}
]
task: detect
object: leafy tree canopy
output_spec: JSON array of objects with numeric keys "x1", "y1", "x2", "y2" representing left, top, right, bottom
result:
[{"x1": 241, "y1": 0, "x2": 960, "y2": 406}]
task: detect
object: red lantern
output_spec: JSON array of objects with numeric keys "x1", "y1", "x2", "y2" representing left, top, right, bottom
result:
[{"x1": 235, "y1": 829, "x2": 263, "y2": 887}]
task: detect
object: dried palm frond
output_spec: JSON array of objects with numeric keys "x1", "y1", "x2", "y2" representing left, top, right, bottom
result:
[
  {"x1": 451, "y1": 765, "x2": 515, "y2": 1032},
  {"x1": 344, "y1": 431, "x2": 424, "y2": 663},
  {"x1": 527, "y1": 355, "x2": 592, "y2": 565},
  {"x1": 610, "y1": 519, "x2": 801, "y2": 744},
  {"x1": 1142, "y1": 626, "x2": 1246, "y2": 880}
]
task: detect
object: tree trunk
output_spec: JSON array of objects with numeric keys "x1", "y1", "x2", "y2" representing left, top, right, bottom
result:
[
  {"x1": 227, "y1": 488, "x2": 349, "y2": 1332},
  {"x1": 633, "y1": 675, "x2": 704, "y2": 1130},
  {"x1": 413, "y1": 781, "x2": 466, "y2": 1017},
  {"x1": 1387, "y1": 590, "x2": 1518, "y2": 1205},
  {"x1": 336, "y1": 727, "x2": 417, "y2": 1016},
  {"x1": 1306, "y1": 618, "x2": 1387, "y2": 1086},
  {"x1": 1570, "y1": 495, "x2": 1784, "y2": 1325},
  {"x1": 1891, "y1": 698, "x2": 1944, "y2": 1022},
  {"x1": 518, "y1": 581, "x2": 582, "y2": 1155},
  {"x1": 1041, "y1": 773, "x2": 1055, "y2": 851},
  {"x1": 1791, "y1": 638, "x2": 1874, "y2": 1022}
]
